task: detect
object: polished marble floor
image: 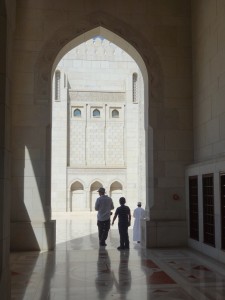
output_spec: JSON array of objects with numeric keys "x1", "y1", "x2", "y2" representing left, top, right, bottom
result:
[{"x1": 10, "y1": 212, "x2": 225, "y2": 300}]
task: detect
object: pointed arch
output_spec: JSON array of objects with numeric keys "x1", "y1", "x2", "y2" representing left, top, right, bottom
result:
[
  {"x1": 93, "y1": 108, "x2": 100, "y2": 118},
  {"x1": 41, "y1": 12, "x2": 162, "y2": 215},
  {"x1": 110, "y1": 181, "x2": 124, "y2": 203},
  {"x1": 74, "y1": 108, "x2": 81, "y2": 117},
  {"x1": 71, "y1": 181, "x2": 84, "y2": 191},
  {"x1": 90, "y1": 181, "x2": 103, "y2": 211},
  {"x1": 112, "y1": 109, "x2": 119, "y2": 118},
  {"x1": 110, "y1": 181, "x2": 123, "y2": 191},
  {"x1": 34, "y1": 11, "x2": 163, "y2": 111},
  {"x1": 70, "y1": 181, "x2": 85, "y2": 211}
]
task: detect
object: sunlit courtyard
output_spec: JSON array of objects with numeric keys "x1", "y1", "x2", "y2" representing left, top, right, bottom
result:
[{"x1": 52, "y1": 211, "x2": 128, "y2": 250}]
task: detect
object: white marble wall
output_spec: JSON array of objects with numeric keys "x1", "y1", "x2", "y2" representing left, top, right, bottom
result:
[{"x1": 69, "y1": 102, "x2": 125, "y2": 167}]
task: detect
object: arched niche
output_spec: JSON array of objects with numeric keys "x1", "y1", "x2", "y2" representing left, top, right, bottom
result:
[
  {"x1": 110, "y1": 181, "x2": 123, "y2": 191},
  {"x1": 71, "y1": 181, "x2": 84, "y2": 191},
  {"x1": 70, "y1": 181, "x2": 85, "y2": 211},
  {"x1": 90, "y1": 181, "x2": 103, "y2": 211},
  {"x1": 110, "y1": 181, "x2": 123, "y2": 203}
]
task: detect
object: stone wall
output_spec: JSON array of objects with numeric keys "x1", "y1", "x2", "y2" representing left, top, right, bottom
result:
[
  {"x1": 192, "y1": 0, "x2": 225, "y2": 162},
  {"x1": 0, "y1": 0, "x2": 15, "y2": 298},
  {"x1": 185, "y1": 0, "x2": 225, "y2": 263}
]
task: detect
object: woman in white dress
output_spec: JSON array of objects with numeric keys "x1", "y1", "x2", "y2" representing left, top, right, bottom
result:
[{"x1": 133, "y1": 202, "x2": 145, "y2": 243}]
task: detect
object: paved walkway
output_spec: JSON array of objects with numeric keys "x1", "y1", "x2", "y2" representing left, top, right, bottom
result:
[{"x1": 10, "y1": 212, "x2": 225, "y2": 299}]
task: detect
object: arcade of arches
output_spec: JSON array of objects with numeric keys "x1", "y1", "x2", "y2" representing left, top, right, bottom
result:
[{"x1": 2, "y1": 0, "x2": 225, "y2": 298}]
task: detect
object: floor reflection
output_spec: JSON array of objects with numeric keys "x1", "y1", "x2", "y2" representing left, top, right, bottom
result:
[
  {"x1": 113, "y1": 250, "x2": 131, "y2": 299},
  {"x1": 95, "y1": 249, "x2": 114, "y2": 299},
  {"x1": 10, "y1": 212, "x2": 225, "y2": 300}
]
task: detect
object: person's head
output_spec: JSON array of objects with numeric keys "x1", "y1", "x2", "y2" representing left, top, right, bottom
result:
[
  {"x1": 97, "y1": 187, "x2": 105, "y2": 195},
  {"x1": 137, "y1": 202, "x2": 142, "y2": 207},
  {"x1": 119, "y1": 197, "x2": 126, "y2": 205}
]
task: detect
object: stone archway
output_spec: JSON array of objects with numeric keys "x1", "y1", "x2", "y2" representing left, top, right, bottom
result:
[
  {"x1": 34, "y1": 13, "x2": 163, "y2": 217},
  {"x1": 34, "y1": 12, "x2": 163, "y2": 107},
  {"x1": 30, "y1": 12, "x2": 163, "y2": 248},
  {"x1": 51, "y1": 31, "x2": 149, "y2": 212}
]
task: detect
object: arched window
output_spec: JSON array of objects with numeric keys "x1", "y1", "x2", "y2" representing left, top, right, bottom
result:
[
  {"x1": 55, "y1": 70, "x2": 60, "y2": 101},
  {"x1": 132, "y1": 72, "x2": 138, "y2": 103},
  {"x1": 64, "y1": 74, "x2": 67, "y2": 88},
  {"x1": 70, "y1": 181, "x2": 85, "y2": 211},
  {"x1": 93, "y1": 109, "x2": 100, "y2": 117},
  {"x1": 74, "y1": 109, "x2": 81, "y2": 117},
  {"x1": 112, "y1": 109, "x2": 119, "y2": 118},
  {"x1": 71, "y1": 181, "x2": 84, "y2": 191}
]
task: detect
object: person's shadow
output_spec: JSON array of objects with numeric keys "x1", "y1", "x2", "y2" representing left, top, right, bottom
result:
[
  {"x1": 95, "y1": 248, "x2": 114, "y2": 299},
  {"x1": 112, "y1": 250, "x2": 132, "y2": 299}
]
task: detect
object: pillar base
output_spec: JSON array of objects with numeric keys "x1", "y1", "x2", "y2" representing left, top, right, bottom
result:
[
  {"x1": 10, "y1": 220, "x2": 56, "y2": 251},
  {"x1": 144, "y1": 220, "x2": 187, "y2": 248}
]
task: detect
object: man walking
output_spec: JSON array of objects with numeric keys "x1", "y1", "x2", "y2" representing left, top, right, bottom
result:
[{"x1": 95, "y1": 187, "x2": 114, "y2": 246}]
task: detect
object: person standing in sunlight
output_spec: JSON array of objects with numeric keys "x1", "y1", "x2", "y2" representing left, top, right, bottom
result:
[
  {"x1": 112, "y1": 197, "x2": 131, "y2": 250},
  {"x1": 133, "y1": 202, "x2": 146, "y2": 243}
]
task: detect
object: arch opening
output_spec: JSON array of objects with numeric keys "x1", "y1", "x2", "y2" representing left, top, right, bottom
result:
[{"x1": 51, "y1": 26, "x2": 152, "y2": 218}]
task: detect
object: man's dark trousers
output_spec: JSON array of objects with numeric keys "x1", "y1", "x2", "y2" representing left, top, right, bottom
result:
[{"x1": 97, "y1": 219, "x2": 110, "y2": 245}]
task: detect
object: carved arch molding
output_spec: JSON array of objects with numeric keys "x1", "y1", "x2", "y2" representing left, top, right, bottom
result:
[{"x1": 34, "y1": 11, "x2": 163, "y2": 107}]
